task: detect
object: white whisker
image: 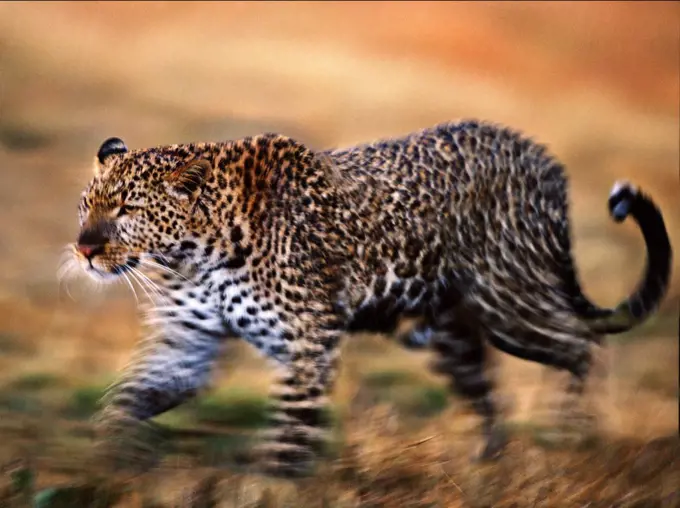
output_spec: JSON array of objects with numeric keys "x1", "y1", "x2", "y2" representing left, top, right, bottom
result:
[
  {"x1": 142, "y1": 317, "x2": 194, "y2": 327},
  {"x1": 126, "y1": 268, "x2": 155, "y2": 304},
  {"x1": 56, "y1": 257, "x2": 79, "y2": 302},
  {"x1": 146, "y1": 305, "x2": 186, "y2": 313},
  {"x1": 133, "y1": 267, "x2": 165, "y2": 293},
  {"x1": 61, "y1": 275, "x2": 76, "y2": 302},
  {"x1": 121, "y1": 272, "x2": 140, "y2": 305},
  {"x1": 129, "y1": 267, "x2": 166, "y2": 302},
  {"x1": 56, "y1": 256, "x2": 77, "y2": 281},
  {"x1": 140, "y1": 258, "x2": 193, "y2": 284}
]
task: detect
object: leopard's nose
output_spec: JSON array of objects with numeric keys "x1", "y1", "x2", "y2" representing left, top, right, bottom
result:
[
  {"x1": 76, "y1": 220, "x2": 110, "y2": 260},
  {"x1": 76, "y1": 244, "x2": 105, "y2": 260}
]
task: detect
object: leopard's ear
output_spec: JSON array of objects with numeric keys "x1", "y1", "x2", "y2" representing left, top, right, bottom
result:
[
  {"x1": 94, "y1": 137, "x2": 128, "y2": 176},
  {"x1": 165, "y1": 159, "x2": 212, "y2": 202}
]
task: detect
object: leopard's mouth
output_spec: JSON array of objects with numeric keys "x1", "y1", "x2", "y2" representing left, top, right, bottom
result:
[
  {"x1": 72, "y1": 244, "x2": 140, "y2": 282},
  {"x1": 89, "y1": 261, "x2": 136, "y2": 279},
  {"x1": 82, "y1": 262, "x2": 133, "y2": 282}
]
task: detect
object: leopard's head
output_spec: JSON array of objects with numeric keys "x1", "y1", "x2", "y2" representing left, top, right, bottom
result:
[{"x1": 70, "y1": 137, "x2": 215, "y2": 282}]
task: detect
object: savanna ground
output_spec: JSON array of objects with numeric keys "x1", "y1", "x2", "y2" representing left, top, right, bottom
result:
[{"x1": 0, "y1": 2, "x2": 678, "y2": 507}]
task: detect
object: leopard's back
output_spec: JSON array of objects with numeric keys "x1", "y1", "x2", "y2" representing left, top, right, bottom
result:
[{"x1": 326, "y1": 121, "x2": 578, "y2": 335}]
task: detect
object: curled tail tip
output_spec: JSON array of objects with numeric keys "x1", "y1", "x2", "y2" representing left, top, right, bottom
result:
[{"x1": 608, "y1": 180, "x2": 639, "y2": 223}]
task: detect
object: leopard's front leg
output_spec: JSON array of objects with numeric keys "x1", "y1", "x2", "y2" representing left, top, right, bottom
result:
[
  {"x1": 253, "y1": 316, "x2": 342, "y2": 478},
  {"x1": 92, "y1": 301, "x2": 227, "y2": 474}
]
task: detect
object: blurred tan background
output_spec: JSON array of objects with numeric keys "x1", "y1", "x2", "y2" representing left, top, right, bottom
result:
[{"x1": 0, "y1": 1, "x2": 678, "y2": 499}]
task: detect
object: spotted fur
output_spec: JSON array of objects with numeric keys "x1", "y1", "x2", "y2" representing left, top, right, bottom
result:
[{"x1": 69, "y1": 120, "x2": 672, "y2": 478}]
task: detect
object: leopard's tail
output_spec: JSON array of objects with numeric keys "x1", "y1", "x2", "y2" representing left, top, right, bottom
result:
[{"x1": 577, "y1": 181, "x2": 672, "y2": 335}]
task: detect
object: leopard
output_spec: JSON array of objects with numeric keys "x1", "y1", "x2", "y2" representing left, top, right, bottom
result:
[{"x1": 67, "y1": 120, "x2": 672, "y2": 479}]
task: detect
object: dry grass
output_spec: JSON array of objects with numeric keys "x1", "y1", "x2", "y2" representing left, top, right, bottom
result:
[
  {"x1": 0, "y1": 2, "x2": 678, "y2": 506},
  {"x1": 0, "y1": 309, "x2": 677, "y2": 507},
  {"x1": 0, "y1": 395, "x2": 678, "y2": 507}
]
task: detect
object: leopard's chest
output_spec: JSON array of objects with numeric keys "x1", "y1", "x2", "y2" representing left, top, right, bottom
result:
[{"x1": 215, "y1": 275, "x2": 290, "y2": 362}]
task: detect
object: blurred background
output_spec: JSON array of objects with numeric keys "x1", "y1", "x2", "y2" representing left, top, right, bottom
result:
[{"x1": 0, "y1": 1, "x2": 678, "y2": 505}]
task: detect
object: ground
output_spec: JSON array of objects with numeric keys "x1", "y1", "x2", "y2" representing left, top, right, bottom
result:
[{"x1": 0, "y1": 2, "x2": 677, "y2": 507}]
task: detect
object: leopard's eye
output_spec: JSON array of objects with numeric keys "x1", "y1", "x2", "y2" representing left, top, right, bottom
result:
[{"x1": 116, "y1": 204, "x2": 140, "y2": 217}]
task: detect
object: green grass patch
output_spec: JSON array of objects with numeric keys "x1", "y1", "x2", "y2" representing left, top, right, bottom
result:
[
  {"x1": 7, "y1": 372, "x2": 64, "y2": 392},
  {"x1": 194, "y1": 433, "x2": 253, "y2": 466},
  {"x1": 33, "y1": 484, "x2": 125, "y2": 508},
  {"x1": 64, "y1": 385, "x2": 106, "y2": 419},
  {"x1": 151, "y1": 406, "x2": 195, "y2": 428},
  {"x1": 0, "y1": 392, "x2": 43, "y2": 414},
  {"x1": 362, "y1": 369, "x2": 449, "y2": 418},
  {"x1": 399, "y1": 385, "x2": 449, "y2": 418},
  {"x1": 363, "y1": 369, "x2": 421, "y2": 390},
  {"x1": 1, "y1": 462, "x2": 126, "y2": 508},
  {"x1": 194, "y1": 389, "x2": 269, "y2": 428}
]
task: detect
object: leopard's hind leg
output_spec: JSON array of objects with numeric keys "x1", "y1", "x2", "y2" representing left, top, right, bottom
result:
[
  {"x1": 427, "y1": 314, "x2": 508, "y2": 461},
  {"x1": 483, "y1": 322, "x2": 599, "y2": 447}
]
